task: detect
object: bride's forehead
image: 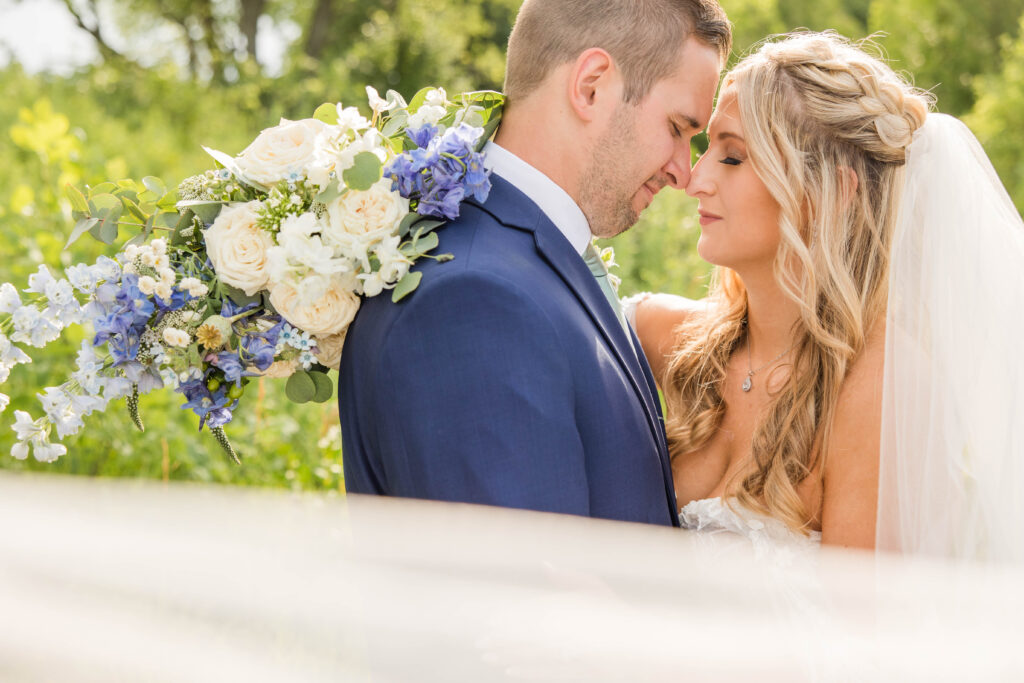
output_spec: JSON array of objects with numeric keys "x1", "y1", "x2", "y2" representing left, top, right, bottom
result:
[{"x1": 708, "y1": 91, "x2": 742, "y2": 135}]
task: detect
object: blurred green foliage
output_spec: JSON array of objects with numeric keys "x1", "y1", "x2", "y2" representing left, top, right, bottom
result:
[{"x1": 1, "y1": 0, "x2": 1022, "y2": 486}]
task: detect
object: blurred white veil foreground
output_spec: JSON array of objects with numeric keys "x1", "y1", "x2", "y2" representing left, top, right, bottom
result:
[
  {"x1": 1, "y1": 472, "x2": 1023, "y2": 682},
  {"x1": 880, "y1": 114, "x2": 1024, "y2": 560}
]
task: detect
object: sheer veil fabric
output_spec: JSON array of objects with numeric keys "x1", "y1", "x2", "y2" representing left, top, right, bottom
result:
[{"x1": 879, "y1": 113, "x2": 1024, "y2": 561}]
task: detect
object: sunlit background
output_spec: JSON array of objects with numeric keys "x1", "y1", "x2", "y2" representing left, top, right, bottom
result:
[{"x1": 1, "y1": 0, "x2": 1021, "y2": 486}]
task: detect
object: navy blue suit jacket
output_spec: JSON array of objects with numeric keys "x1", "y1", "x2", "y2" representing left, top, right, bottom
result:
[{"x1": 339, "y1": 175, "x2": 679, "y2": 526}]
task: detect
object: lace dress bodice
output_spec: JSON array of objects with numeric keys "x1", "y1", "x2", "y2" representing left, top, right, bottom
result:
[{"x1": 679, "y1": 497, "x2": 821, "y2": 558}]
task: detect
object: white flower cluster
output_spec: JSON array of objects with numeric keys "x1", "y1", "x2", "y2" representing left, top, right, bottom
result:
[
  {"x1": 121, "y1": 238, "x2": 182, "y2": 303},
  {"x1": 203, "y1": 94, "x2": 417, "y2": 345},
  {"x1": 11, "y1": 341, "x2": 133, "y2": 462}
]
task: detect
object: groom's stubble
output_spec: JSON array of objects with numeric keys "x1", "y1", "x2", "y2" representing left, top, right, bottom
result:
[{"x1": 579, "y1": 102, "x2": 662, "y2": 239}]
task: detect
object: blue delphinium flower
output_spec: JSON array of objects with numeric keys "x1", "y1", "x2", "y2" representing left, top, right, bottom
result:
[
  {"x1": 406, "y1": 123, "x2": 440, "y2": 149},
  {"x1": 178, "y1": 374, "x2": 238, "y2": 430},
  {"x1": 384, "y1": 121, "x2": 491, "y2": 221}
]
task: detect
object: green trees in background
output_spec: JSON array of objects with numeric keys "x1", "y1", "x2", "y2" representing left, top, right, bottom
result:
[{"x1": 1, "y1": 0, "x2": 1022, "y2": 482}]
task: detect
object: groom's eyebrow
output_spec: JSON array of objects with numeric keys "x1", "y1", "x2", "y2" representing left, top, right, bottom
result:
[{"x1": 673, "y1": 113, "x2": 702, "y2": 131}]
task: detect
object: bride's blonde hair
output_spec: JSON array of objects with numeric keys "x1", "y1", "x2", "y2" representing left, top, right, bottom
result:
[{"x1": 664, "y1": 32, "x2": 931, "y2": 531}]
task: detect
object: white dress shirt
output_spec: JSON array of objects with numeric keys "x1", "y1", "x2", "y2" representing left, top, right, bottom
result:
[{"x1": 481, "y1": 141, "x2": 592, "y2": 256}]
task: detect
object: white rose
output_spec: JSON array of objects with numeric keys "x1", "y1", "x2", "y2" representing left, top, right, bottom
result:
[
  {"x1": 236, "y1": 118, "x2": 330, "y2": 186},
  {"x1": 251, "y1": 359, "x2": 298, "y2": 379},
  {"x1": 268, "y1": 274, "x2": 359, "y2": 337},
  {"x1": 313, "y1": 331, "x2": 346, "y2": 371},
  {"x1": 204, "y1": 201, "x2": 275, "y2": 296},
  {"x1": 324, "y1": 179, "x2": 408, "y2": 243}
]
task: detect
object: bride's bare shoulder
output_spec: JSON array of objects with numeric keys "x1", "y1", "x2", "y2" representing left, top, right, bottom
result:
[
  {"x1": 625, "y1": 293, "x2": 711, "y2": 383},
  {"x1": 821, "y1": 320, "x2": 886, "y2": 549}
]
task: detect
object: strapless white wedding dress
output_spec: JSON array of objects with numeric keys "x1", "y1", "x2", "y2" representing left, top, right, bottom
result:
[{"x1": 679, "y1": 497, "x2": 821, "y2": 559}]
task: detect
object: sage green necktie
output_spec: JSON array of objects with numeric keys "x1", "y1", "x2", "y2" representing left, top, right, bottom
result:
[{"x1": 582, "y1": 243, "x2": 630, "y2": 338}]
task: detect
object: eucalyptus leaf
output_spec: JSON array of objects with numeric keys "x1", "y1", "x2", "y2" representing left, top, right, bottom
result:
[
  {"x1": 475, "y1": 112, "x2": 503, "y2": 153},
  {"x1": 398, "y1": 212, "x2": 421, "y2": 238},
  {"x1": 313, "y1": 102, "x2": 339, "y2": 125},
  {"x1": 220, "y1": 283, "x2": 262, "y2": 309},
  {"x1": 285, "y1": 371, "x2": 317, "y2": 403},
  {"x1": 64, "y1": 184, "x2": 89, "y2": 214},
  {"x1": 89, "y1": 182, "x2": 116, "y2": 196},
  {"x1": 96, "y1": 205, "x2": 121, "y2": 244},
  {"x1": 120, "y1": 195, "x2": 147, "y2": 221},
  {"x1": 156, "y1": 191, "x2": 179, "y2": 211},
  {"x1": 407, "y1": 87, "x2": 433, "y2": 114},
  {"x1": 65, "y1": 216, "x2": 99, "y2": 250},
  {"x1": 381, "y1": 109, "x2": 409, "y2": 138},
  {"x1": 342, "y1": 152, "x2": 383, "y2": 192},
  {"x1": 310, "y1": 372, "x2": 334, "y2": 403},
  {"x1": 142, "y1": 176, "x2": 166, "y2": 196},
  {"x1": 413, "y1": 230, "x2": 439, "y2": 252},
  {"x1": 176, "y1": 200, "x2": 227, "y2": 225},
  {"x1": 314, "y1": 182, "x2": 343, "y2": 205},
  {"x1": 391, "y1": 271, "x2": 423, "y2": 303},
  {"x1": 89, "y1": 193, "x2": 120, "y2": 212},
  {"x1": 171, "y1": 210, "x2": 195, "y2": 246}
]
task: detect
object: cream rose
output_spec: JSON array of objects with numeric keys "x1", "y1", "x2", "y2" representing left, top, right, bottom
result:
[
  {"x1": 204, "y1": 201, "x2": 275, "y2": 296},
  {"x1": 313, "y1": 331, "x2": 347, "y2": 371},
  {"x1": 324, "y1": 178, "x2": 408, "y2": 243},
  {"x1": 252, "y1": 359, "x2": 298, "y2": 379},
  {"x1": 268, "y1": 274, "x2": 360, "y2": 337},
  {"x1": 236, "y1": 118, "x2": 330, "y2": 186}
]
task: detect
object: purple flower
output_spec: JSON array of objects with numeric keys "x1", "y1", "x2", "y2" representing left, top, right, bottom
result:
[
  {"x1": 406, "y1": 123, "x2": 440, "y2": 149},
  {"x1": 210, "y1": 351, "x2": 246, "y2": 383}
]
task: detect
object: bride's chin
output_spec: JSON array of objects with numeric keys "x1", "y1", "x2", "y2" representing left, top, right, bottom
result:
[{"x1": 696, "y1": 235, "x2": 725, "y2": 266}]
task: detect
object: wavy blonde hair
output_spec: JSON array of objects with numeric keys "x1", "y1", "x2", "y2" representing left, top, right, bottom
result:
[{"x1": 664, "y1": 32, "x2": 932, "y2": 532}]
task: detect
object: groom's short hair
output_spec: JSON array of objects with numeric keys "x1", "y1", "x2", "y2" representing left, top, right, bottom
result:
[{"x1": 504, "y1": 0, "x2": 731, "y2": 104}]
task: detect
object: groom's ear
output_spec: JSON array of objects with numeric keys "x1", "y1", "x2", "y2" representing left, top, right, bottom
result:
[{"x1": 568, "y1": 48, "x2": 620, "y2": 122}]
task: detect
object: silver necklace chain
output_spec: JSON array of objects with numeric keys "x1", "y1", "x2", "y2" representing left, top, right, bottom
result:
[{"x1": 742, "y1": 337, "x2": 795, "y2": 393}]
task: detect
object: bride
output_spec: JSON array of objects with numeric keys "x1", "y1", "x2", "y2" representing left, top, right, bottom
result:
[{"x1": 629, "y1": 32, "x2": 1024, "y2": 560}]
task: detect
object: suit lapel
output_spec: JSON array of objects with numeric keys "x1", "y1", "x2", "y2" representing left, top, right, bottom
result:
[{"x1": 468, "y1": 177, "x2": 674, "y2": 491}]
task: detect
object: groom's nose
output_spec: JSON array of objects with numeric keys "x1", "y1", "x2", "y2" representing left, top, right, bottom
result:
[{"x1": 661, "y1": 152, "x2": 691, "y2": 190}]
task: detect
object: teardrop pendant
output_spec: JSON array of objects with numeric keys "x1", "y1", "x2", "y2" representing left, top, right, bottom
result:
[{"x1": 742, "y1": 375, "x2": 753, "y2": 392}]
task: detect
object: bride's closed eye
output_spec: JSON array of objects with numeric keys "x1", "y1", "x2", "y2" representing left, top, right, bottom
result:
[{"x1": 719, "y1": 156, "x2": 742, "y2": 166}]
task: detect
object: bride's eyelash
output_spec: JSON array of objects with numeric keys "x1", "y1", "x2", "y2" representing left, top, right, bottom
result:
[{"x1": 719, "y1": 157, "x2": 742, "y2": 166}]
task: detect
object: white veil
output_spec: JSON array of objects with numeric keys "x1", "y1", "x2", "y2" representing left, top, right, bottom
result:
[{"x1": 878, "y1": 113, "x2": 1024, "y2": 562}]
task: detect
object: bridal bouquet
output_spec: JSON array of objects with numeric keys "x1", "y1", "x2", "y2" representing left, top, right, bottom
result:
[{"x1": 1, "y1": 87, "x2": 504, "y2": 462}]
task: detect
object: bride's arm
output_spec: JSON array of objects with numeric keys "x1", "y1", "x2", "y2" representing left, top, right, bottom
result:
[
  {"x1": 819, "y1": 323, "x2": 886, "y2": 550},
  {"x1": 623, "y1": 293, "x2": 707, "y2": 386}
]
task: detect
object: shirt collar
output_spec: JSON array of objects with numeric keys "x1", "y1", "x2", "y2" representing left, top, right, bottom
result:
[{"x1": 482, "y1": 141, "x2": 592, "y2": 255}]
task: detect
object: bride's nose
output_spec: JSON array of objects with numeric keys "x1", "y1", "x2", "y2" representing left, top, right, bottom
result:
[{"x1": 685, "y1": 154, "x2": 713, "y2": 197}]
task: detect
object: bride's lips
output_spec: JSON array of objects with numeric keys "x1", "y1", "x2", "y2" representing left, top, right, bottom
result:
[{"x1": 698, "y1": 210, "x2": 722, "y2": 227}]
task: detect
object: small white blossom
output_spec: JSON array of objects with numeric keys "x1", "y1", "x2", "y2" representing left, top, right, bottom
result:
[
  {"x1": 298, "y1": 350, "x2": 317, "y2": 370},
  {"x1": 25, "y1": 264, "x2": 55, "y2": 295},
  {"x1": 0, "y1": 282, "x2": 21, "y2": 314},
  {"x1": 154, "y1": 254, "x2": 170, "y2": 271},
  {"x1": 157, "y1": 268, "x2": 175, "y2": 285},
  {"x1": 10, "y1": 441, "x2": 28, "y2": 460},
  {"x1": 0, "y1": 393, "x2": 8, "y2": 413},
  {"x1": 124, "y1": 244, "x2": 140, "y2": 261},
  {"x1": 151, "y1": 238, "x2": 167, "y2": 255},
  {"x1": 90, "y1": 256, "x2": 122, "y2": 283},
  {"x1": 12, "y1": 409, "x2": 43, "y2": 442},
  {"x1": 142, "y1": 251, "x2": 157, "y2": 267},
  {"x1": 366, "y1": 86, "x2": 395, "y2": 117},
  {"x1": 162, "y1": 327, "x2": 191, "y2": 348},
  {"x1": 12, "y1": 306, "x2": 61, "y2": 347},
  {"x1": 138, "y1": 276, "x2": 157, "y2": 295},
  {"x1": 65, "y1": 264, "x2": 99, "y2": 294},
  {"x1": 154, "y1": 282, "x2": 173, "y2": 302}
]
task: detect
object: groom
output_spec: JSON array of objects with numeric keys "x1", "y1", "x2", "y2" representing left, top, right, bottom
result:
[{"x1": 339, "y1": 0, "x2": 730, "y2": 525}]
